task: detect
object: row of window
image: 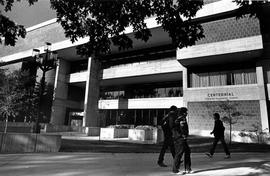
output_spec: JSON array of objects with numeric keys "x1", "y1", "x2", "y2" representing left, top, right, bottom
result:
[
  {"x1": 189, "y1": 68, "x2": 257, "y2": 88},
  {"x1": 102, "y1": 109, "x2": 169, "y2": 126},
  {"x1": 100, "y1": 86, "x2": 183, "y2": 100}
]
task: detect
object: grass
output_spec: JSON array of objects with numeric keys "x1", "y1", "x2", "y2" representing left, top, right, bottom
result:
[{"x1": 59, "y1": 135, "x2": 270, "y2": 153}]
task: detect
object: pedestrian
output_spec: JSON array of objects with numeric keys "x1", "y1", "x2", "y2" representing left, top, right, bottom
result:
[
  {"x1": 169, "y1": 107, "x2": 193, "y2": 174},
  {"x1": 157, "y1": 106, "x2": 176, "y2": 167},
  {"x1": 205, "y1": 112, "x2": 231, "y2": 159}
]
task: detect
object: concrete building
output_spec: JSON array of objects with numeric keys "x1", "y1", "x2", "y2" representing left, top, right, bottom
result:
[{"x1": 0, "y1": 0, "x2": 270, "y2": 136}]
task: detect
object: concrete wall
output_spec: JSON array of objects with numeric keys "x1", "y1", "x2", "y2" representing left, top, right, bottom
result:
[
  {"x1": 99, "y1": 97, "x2": 183, "y2": 109},
  {"x1": 0, "y1": 20, "x2": 66, "y2": 58},
  {"x1": 67, "y1": 58, "x2": 182, "y2": 83},
  {"x1": 0, "y1": 122, "x2": 34, "y2": 133},
  {"x1": 102, "y1": 57, "x2": 182, "y2": 79},
  {"x1": 0, "y1": 133, "x2": 61, "y2": 153},
  {"x1": 178, "y1": 35, "x2": 263, "y2": 62},
  {"x1": 188, "y1": 100, "x2": 261, "y2": 132},
  {"x1": 197, "y1": 16, "x2": 260, "y2": 45}
]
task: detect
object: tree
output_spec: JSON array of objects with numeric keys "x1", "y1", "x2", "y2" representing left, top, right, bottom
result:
[
  {"x1": 218, "y1": 100, "x2": 242, "y2": 145},
  {"x1": 204, "y1": 100, "x2": 243, "y2": 145},
  {"x1": 1, "y1": 1, "x2": 268, "y2": 48},
  {"x1": 0, "y1": 0, "x2": 38, "y2": 46},
  {"x1": 0, "y1": 68, "x2": 39, "y2": 132},
  {"x1": 50, "y1": 0, "x2": 204, "y2": 57},
  {"x1": 234, "y1": 0, "x2": 270, "y2": 19}
]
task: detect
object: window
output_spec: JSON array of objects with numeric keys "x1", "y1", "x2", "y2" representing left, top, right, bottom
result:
[
  {"x1": 189, "y1": 67, "x2": 257, "y2": 87},
  {"x1": 100, "y1": 82, "x2": 183, "y2": 99}
]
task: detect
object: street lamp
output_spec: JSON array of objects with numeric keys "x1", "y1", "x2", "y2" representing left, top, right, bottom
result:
[{"x1": 32, "y1": 42, "x2": 58, "y2": 133}]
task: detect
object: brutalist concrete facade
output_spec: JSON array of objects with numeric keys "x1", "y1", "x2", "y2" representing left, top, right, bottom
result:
[{"x1": 0, "y1": 0, "x2": 269, "y2": 136}]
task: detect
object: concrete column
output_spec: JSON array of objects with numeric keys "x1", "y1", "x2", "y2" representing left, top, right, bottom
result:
[
  {"x1": 177, "y1": 48, "x2": 188, "y2": 107},
  {"x1": 50, "y1": 59, "x2": 70, "y2": 125},
  {"x1": 256, "y1": 64, "x2": 269, "y2": 131},
  {"x1": 83, "y1": 57, "x2": 100, "y2": 127},
  {"x1": 182, "y1": 66, "x2": 188, "y2": 107}
]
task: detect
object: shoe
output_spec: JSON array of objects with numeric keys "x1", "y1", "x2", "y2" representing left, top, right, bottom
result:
[
  {"x1": 172, "y1": 170, "x2": 179, "y2": 174},
  {"x1": 185, "y1": 169, "x2": 194, "y2": 174},
  {"x1": 181, "y1": 171, "x2": 187, "y2": 175},
  {"x1": 158, "y1": 162, "x2": 168, "y2": 167},
  {"x1": 205, "y1": 152, "x2": 213, "y2": 158},
  {"x1": 174, "y1": 171, "x2": 185, "y2": 175},
  {"x1": 224, "y1": 155, "x2": 231, "y2": 159}
]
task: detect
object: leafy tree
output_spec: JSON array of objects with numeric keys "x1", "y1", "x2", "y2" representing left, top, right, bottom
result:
[
  {"x1": 0, "y1": 0, "x2": 38, "y2": 46},
  {"x1": 1, "y1": 0, "x2": 269, "y2": 49},
  {"x1": 50, "y1": 0, "x2": 204, "y2": 57},
  {"x1": 0, "y1": 68, "x2": 39, "y2": 132},
  {"x1": 14, "y1": 70, "x2": 40, "y2": 123},
  {"x1": 204, "y1": 100, "x2": 242, "y2": 145},
  {"x1": 234, "y1": 0, "x2": 270, "y2": 18},
  {"x1": 218, "y1": 100, "x2": 242, "y2": 145}
]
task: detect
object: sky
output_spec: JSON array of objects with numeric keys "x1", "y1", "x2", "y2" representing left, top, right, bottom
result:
[{"x1": 2, "y1": 0, "x2": 56, "y2": 28}]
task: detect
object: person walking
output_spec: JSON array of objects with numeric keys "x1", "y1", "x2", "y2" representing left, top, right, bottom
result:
[
  {"x1": 169, "y1": 107, "x2": 193, "y2": 174},
  {"x1": 157, "y1": 107, "x2": 176, "y2": 167},
  {"x1": 205, "y1": 113, "x2": 231, "y2": 159}
]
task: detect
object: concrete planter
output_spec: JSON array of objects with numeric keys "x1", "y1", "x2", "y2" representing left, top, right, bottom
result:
[
  {"x1": 153, "y1": 127, "x2": 164, "y2": 144},
  {"x1": 128, "y1": 127, "x2": 164, "y2": 144},
  {"x1": 100, "y1": 128, "x2": 129, "y2": 140},
  {"x1": 83, "y1": 127, "x2": 101, "y2": 136},
  {"x1": 0, "y1": 133, "x2": 61, "y2": 153},
  {"x1": 128, "y1": 129, "x2": 153, "y2": 141}
]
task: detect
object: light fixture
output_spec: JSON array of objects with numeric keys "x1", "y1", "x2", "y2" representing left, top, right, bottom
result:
[
  {"x1": 32, "y1": 48, "x2": 40, "y2": 58},
  {"x1": 44, "y1": 42, "x2": 52, "y2": 52},
  {"x1": 31, "y1": 42, "x2": 58, "y2": 133}
]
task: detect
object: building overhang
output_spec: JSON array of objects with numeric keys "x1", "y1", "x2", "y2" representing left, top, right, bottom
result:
[
  {"x1": 100, "y1": 71, "x2": 182, "y2": 87},
  {"x1": 177, "y1": 35, "x2": 263, "y2": 67},
  {"x1": 0, "y1": 0, "x2": 239, "y2": 65},
  {"x1": 67, "y1": 71, "x2": 182, "y2": 88}
]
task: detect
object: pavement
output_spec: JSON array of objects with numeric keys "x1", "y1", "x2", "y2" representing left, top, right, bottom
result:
[{"x1": 0, "y1": 152, "x2": 270, "y2": 176}]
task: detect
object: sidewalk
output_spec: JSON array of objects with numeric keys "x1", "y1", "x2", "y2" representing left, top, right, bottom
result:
[
  {"x1": 60, "y1": 135, "x2": 270, "y2": 153},
  {"x1": 0, "y1": 152, "x2": 269, "y2": 176}
]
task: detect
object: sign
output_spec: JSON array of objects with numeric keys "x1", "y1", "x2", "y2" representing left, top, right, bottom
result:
[{"x1": 205, "y1": 92, "x2": 238, "y2": 101}]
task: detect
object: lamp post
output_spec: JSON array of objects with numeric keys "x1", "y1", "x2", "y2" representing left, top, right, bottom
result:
[{"x1": 32, "y1": 42, "x2": 58, "y2": 133}]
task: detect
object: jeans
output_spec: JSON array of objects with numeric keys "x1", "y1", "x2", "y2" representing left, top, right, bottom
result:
[
  {"x1": 158, "y1": 136, "x2": 175, "y2": 163},
  {"x1": 210, "y1": 136, "x2": 230, "y2": 155},
  {"x1": 172, "y1": 138, "x2": 191, "y2": 172}
]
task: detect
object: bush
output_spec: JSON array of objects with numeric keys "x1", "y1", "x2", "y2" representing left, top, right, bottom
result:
[{"x1": 238, "y1": 122, "x2": 270, "y2": 144}]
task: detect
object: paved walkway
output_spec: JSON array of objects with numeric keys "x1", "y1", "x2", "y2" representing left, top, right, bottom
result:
[{"x1": 0, "y1": 152, "x2": 270, "y2": 176}]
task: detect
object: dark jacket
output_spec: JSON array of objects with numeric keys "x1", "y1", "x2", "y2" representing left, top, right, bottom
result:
[
  {"x1": 169, "y1": 113, "x2": 189, "y2": 140},
  {"x1": 212, "y1": 119, "x2": 225, "y2": 138},
  {"x1": 161, "y1": 113, "x2": 173, "y2": 138}
]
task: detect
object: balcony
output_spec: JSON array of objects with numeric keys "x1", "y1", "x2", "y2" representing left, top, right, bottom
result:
[
  {"x1": 98, "y1": 97, "x2": 183, "y2": 109},
  {"x1": 177, "y1": 35, "x2": 263, "y2": 67}
]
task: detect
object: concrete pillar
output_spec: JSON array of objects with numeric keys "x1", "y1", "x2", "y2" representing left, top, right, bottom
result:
[
  {"x1": 182, "y1": 66, "x2": 188, "y2": 107},
  {"x1": 51, "y1": 59, "x2": 70, "y2": 125},
  {"x1": 256, "y1": 64, "x2": 269, "y2": 131},
  {"x1": 83, "y1": 57, "x2": 100, "y2": 127}
]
